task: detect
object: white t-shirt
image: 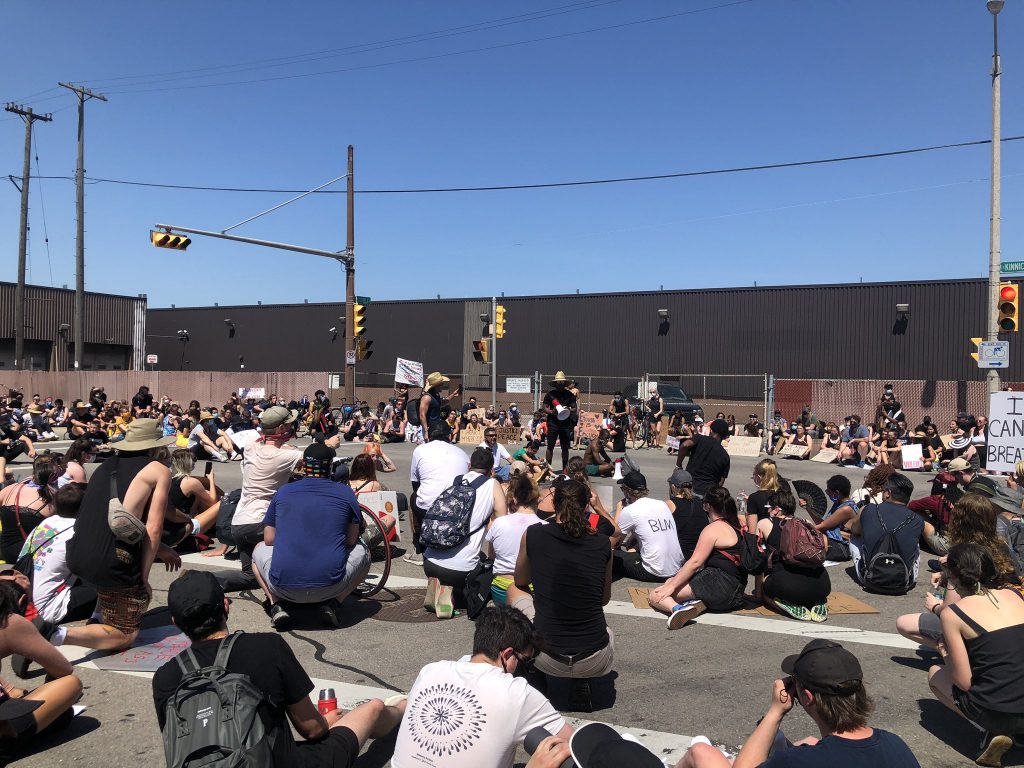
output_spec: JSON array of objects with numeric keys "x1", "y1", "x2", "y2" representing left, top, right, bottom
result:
[
  {"x1": 232, "y1": 443, "x2": 303, "y2": 526},
  {"x1": 617, "y1": 497, "x2": 684, "y2": 578},
  {"x1": 485, "y1": 512, "x2": 542, "y2": 574},
  {"x1": 410, "y1": 440, "x2": 470, "y2": 510},
  {"x1": 392, "y1": 658, "x2": 565, "y2": 768},
  {"x1": 424, "y1": 471, "x2": 496, "y2": 573},
  {"x1": 20, "y1": 515, "x2": 77, "y2": 623},
  {"x1": 186, "y1": 424, "x2": 206, "y2": 450},
  {"x1": 478, "y1": 441, "x2": 512, "y2": 467}
]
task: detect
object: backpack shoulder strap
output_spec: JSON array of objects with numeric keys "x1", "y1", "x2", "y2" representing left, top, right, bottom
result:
[
  {"x1": 108, "y1": 459, "x2": 120, "y2": 502},
  {"x1": 468, "y1": 474, "x2": 489, "y2": 490},
  {"x1": 213, "y1": 631, "x2": 242, "y2": 668}
]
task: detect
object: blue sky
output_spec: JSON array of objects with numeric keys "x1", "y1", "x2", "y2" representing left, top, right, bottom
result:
[{"x1": 1, "y1": 0, "x2": 1022, "y2": 307}]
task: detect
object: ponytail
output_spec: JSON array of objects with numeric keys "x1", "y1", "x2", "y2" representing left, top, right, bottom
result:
[
  {"x1": 704, "y1": 486, "x2": 740, "y2": 529},
  {"x1": 554, "y1": 478, "x2": 593, "y2": 538}
]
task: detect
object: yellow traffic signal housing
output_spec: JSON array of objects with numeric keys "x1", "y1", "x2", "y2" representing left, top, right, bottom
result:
[
  {"x1": 353, "y1": 304, "x2": 367, "y2": 336},
  {"x1": 356, "y1": 339, "x2": 373, "y2": 360},
  {"x1": 971, "y1": 337, "x2": 982, "y2": 362},
  {"x1": 998, "y1": 283, "x2": 1019, "y2": 332},
  {"x1": 495, "y1": 304, "x2": 506, "y2": 338},
  {"x1": 472, "y1": 339, "x2": 489, "y2": 364},
  {"x1": 150, "y1": 230, "x2": 191, "y2": 250}
]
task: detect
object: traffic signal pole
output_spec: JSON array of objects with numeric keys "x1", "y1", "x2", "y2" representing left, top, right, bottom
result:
[
  {"x1": 345, "y1": 146, "x2": 356, "y2": 405},
  {"x1": 986, "y1": 6, "x2": 1003, "y2": 395},
  {"x1": 491, "y1": 295, "x2": 497, "y2": 409}
]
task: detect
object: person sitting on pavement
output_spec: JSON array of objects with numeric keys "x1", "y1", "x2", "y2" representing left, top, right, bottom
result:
[
  {"x1": 677, "y1": 639, "x2": 920, "y2": 768},
  {"x1": 487, "y1": 473, "x2": 543, "y2": 607},
  {"x1": 908, "y1": 471, "x2": 961, "y2": 556},
  {"x1": 423, "y1": 448, "x2": 506, "y2": 619},
  {"x1": 252, "y1": 442, "x2": 371, "y2": 630},
  {"x1": 348, "y1": 454, "x2": 386, "y2": 495},
  {"x1": 741, "y1": 458, "x2": 783, "y2": 531},
  {"x1": 851, "y1": 464, "x2": 895, "y2": 507},
  {"x1": 56, "y1": 438, "x2": 93, "y2": 488},
  {"x1": 582, "y1": 430, "x2": 615, "y2": 478},
  {"x1": 926, "y1": 544, "x2": 1024, "y2": 768},
  {"x1": 407, "y1": 421, "x2": 470, "y2": 565},
  {"x1": 675, "y1": 418, "x2": 731, "y2": 496},
  {"x1": 838, "y1": 414, "x2": 873, "y2": 468},
  {"x1": 819, "y1": 422, "x2": 843, "y2": 457},
  {"x1": 0, "y1": 584, "x2": 83, "y2": 762},
  {"x1": 648, "y1": 486, "x2": 747, "y2": 628},
  {"x1": 0, "y1": 454, "x2": 60, "y2": 564},
  {"x1": 392, "y1": 605, "x2": 571, "y2": 768},
  {"x1": 220, "y1": 406, "x2": 302, "y2": 593},
  {"x1": 948, "y1": 456, "x2": 998, "y2": 497},
  {"x1": 612, "y1": 471, "x2": 683, "y2": 583},
  {"x1": 849, "y1": 473, "x2": 923, "y2": 594},
  {"x1": 556, "y1": 458, "x2": 621, "y2": 545},
  {"x1": 666, "y1": 469, "x2": 708, "y2": 560},
  {"x1": 754, "y1": 489, "x2": 831, "y2": 623},
  {"x1": 784, "y1": 424, "x2": 812, "y2": 459},
  {"x1": 187, "y1": 410, "x2": 236, "y2": 462},
  {"x1": 513, "y1": 478, "x2": 613, "y2": 709},
  {"x1": 512, "y1": 440, "x2": 550, "y2": 481},
  {"x1": 813, "y1": 474, "x2": 857, "y2": 562},
  {"x1": 155, "y1": 570, "x2": 405, "y2": 767},
  {"x1": 0, "y1": 414, "x2": 36, "y2": 482},
  {"x1": 163, "y1": 449, "x2": 222, "y2": 547},
  {"x1": 480, "y1": 427, "x2": 513, "y2": 482}
]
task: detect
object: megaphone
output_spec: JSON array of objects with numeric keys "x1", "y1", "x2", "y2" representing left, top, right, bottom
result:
[
  {"x1": 612, "y1": 459, "x2": 623, "y2": 481},
  {"x1": 552, "y1": 399, "x2": 570, "y2": 421}
]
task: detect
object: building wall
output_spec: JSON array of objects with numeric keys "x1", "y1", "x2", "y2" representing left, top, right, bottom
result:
[{"x1": 143, "y1": 279, "x2": 1016, "y2": 381}]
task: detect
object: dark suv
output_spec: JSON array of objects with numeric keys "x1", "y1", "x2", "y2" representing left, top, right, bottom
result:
[{"x1": 632, "y1": 382, "x2": 704, "y2": 424}]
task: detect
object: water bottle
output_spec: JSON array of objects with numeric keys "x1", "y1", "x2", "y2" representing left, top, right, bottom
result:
[{"x1": 318, "y1": 688, "x2": 337, "y2": 715}]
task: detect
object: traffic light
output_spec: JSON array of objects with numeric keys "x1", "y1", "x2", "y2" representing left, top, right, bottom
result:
[
  {"x1": 150, "y1": 230, "x2": 191, "y2": 250},
  {"x1": 472, "y1": 339, "x2": 489, "y2": 364},
  {"x1": 353, "y1": 303, "x2": 367, "y2": 336},
  {"x1": 971, "y1": 337, "x2": 982, "y2": 362},
  {"x1": 998, "y1": 283, "x2": 1019, "y2": 332},
  {"x1": 356, "y1": 339, "x2": 373, "y2": 360},
  {"x1": 495, "y1": 305, "x2": 506, "y2": 338}
]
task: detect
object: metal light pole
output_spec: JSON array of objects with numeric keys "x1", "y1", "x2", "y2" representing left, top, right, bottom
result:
[{"x1": 987, "y1": 0, "x2": 1004, "y2": 395}]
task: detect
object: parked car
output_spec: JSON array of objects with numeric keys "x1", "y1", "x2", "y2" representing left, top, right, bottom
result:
[{"x1": 631, "y1": 382, "x2": 704, "y2": 424}]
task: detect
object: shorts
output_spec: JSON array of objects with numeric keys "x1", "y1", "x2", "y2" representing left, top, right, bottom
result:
[
  {"x1": 291, "y1": 725, "x2": 359, "y2": 768},
  {"x1": 953, "y1": 687, "x2": 1024, "y2": 737},
  {"x1": 96, "y1": 584, "x2": 150, "y2": 634},
  {"x1": 535, "y1": 629, "x2": 614, "y2": 679},
  {"x1": 689, "y1": 567, "x2": 745, "y2": 611},
  {"x1": 585, "y1": 464, "x2": 601, "y2": 477},
  {"x1": 917, "y1": 611, "x2": 945, "y2": 644},
  {"x1": 252, "y1": 542, "x2": 370, "y2": 604},
  {"x1": 612, "y1": 550, "x2": 664, "y2": 583},
  {"x1": 491, "y1": 574, "x2": 514, "y2": 605}
]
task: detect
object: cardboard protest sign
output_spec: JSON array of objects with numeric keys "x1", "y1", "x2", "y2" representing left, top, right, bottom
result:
[
  {"x1": 779, "y1": 443, "x2": 810, "y2": 459},
  {"x1": 901, "y1": 444, "x2": 924, "y2": 470},
  {"x1": 459, "y1": 426, "x2": 484, "y2": 445},
  {"x1": 358, "y1": 491, "x2": 401, "y2": 542},
  {"x1": 986, "y1": 392, "x2": 1024, "y2": 473},
  {"x1": 394, "y1": 358, "x2": 424, "y2": 387},
  {"x1": 577, "y1": 412, "x2": 602, "y2": 442},
  {"x1": 467, "y1": 408, "x2": 487, "y2": 422},
  {"x1": 666, "y1": 435, "x2": 681, "y2": 451},
  {"x1": 495, "y1": 427, "x2": 520, "y2": 445},
  {"x1": 725, "y1": 436, "x2": 761, "y2": 457},
  {"x1": 238, "y1": 387, "x2": 265, "y2": 400},
  {"x1": 810, "y1": 447, "x2": 839, "y2": 464}
]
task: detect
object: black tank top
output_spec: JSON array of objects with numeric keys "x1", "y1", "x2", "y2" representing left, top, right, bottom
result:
[
  {"x1": 671, "y1": 496, "x2": 708, "y2": 560},
  {"x1": 949, "y1": 590, "x2": 1024, "y2": 713},
  {"x1": 169, "y1": 476, "x2": 192, "y2": 513},
  {"x1": 648, "y1": 395, "x2": 660, "y2": 414},
  {"x1": 706, "y1": 523, "x2": 746, "y2": 581},
  {"x1": 0, "y1": 485, "x2": 47, "y2": 564}
]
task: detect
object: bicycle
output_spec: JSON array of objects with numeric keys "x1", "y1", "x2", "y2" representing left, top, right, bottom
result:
[
  {"x1": 354, "y1": 503, "x2": 393, "y2": 598},
  {"x1": 628, "y1": 405, "x2": 651, "y2": 450}
]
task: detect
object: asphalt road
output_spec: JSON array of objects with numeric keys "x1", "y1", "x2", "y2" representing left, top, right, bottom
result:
[{"x1": 7, "y1": 440, "x2": 1021, "y2": 768}]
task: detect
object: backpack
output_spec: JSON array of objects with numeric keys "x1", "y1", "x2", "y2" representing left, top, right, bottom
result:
[
  {"x1": 1001, "y1": 516, "x2": 1024, "y2": 574},
  {"x1": 419, "y1": 474, "x2": 489, "y2": 550},
  {"x1": 861, "y1": 506, "x2": 914, "y2": 595},
  {"x1": 215, "y1": 489, "x2": 242, "y2": 547},
  {"x1": 161, "y1": 632, "x2": 278, "y2": 768},
  {"x1": 406, "y1": 397, "x2": 421, "y2": 427},
  {"x1": 722, "y1": 526, "x2": 770, "y2": 576},
  {"x1": 777, "y1": 517, "x2": 827, "y2": 567}
]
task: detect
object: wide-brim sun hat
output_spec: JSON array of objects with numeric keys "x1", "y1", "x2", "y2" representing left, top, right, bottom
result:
[
  {"x1": 550, "y1": 371, "x2": 569, "y2": 384},
  {"x1": 114, "y1": 419, "x2": 174, "y2": 452},
  {"x1": 425, "y1": 371, "x2": 450, "y2": 390}
]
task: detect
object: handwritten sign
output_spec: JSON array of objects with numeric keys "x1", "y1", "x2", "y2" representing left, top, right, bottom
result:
[
  {"x1": 92, "y1": 626, "x2": 191, "y2": 672},
  {"x1": 459, "y1": 425, "x2": 484, "y2": 445},
  {"x1": 901, "y1": 444, "x2": 924, "y2": 470},
  {"x1": 666, "y1": 435, "x2": 680, "y2": 450},
  {"x1": 358, "y1": 491, "x2": 400, "y2": 542},
  {"x1": 238, "y1": 387, "x2": 265, "y2": 400},
  {"x1": 577, "y1": 411, "x2": 602, "y2": 442},
  {"x1": 395, "y1": 358, "x2": 424, "y2": 387},
  {"x1": 810, "y1": 447, "x2": 839, "y2": 464},
  {"x1": 467, "y1": 407, "x2": 487, "y2": 422},
  {"x1": 495, "y1": 426, "x2": 520, "y2": 445},
  {"x1": 779, "y1": 443, "x2": 810, "y2": 459},
  {"x1": 987, "y1": 392, "x2": 1024, "y2": 473},
  {"x1": 725, "y1": 436, "x2": 762, "y2": 457}
]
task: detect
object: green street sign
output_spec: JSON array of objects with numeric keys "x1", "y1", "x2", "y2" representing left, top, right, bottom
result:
[
  {"x1": 356, "y1": 295, "x2": 372, "y2": 304},
  {"x1": 1001, "y1": 261, "x2": 1024, "y2": 274}
]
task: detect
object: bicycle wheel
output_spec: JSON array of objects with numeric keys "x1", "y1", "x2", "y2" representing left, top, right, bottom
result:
[{"x1": 354, "y1": 504, "x2": 392, "y2": 598}]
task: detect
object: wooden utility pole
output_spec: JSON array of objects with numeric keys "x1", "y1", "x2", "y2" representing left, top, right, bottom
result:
[
  {"x1": 58, "y1": 83, "x2": 106, "y2": 370},
  {"x1": 345, "y1": 145, "x2": 356, "y2": 404},
  {"x1": 3, "y1": 104, "x2": 51, "y2": 370}
]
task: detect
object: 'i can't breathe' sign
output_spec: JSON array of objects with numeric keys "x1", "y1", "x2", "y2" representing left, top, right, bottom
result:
[{"x1": 987, "y1": 392, "x2": 1024, "y2": 473}]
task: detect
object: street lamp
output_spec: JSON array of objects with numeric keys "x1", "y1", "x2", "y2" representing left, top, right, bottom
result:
[{"x1": 986, "y1": 0, "x2": 1004, "y2": 394}]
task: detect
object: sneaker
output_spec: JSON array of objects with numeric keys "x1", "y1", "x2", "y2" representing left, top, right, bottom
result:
[
  {"x1": 856, "y1": 461, "x2": 866, "y2": 469},
  {"x1": 423, "y1": 577, "x2": 439, "y2": 613},
  {"x1": 213, "y1": 451, "x2": 229, "y2": 462},
  {"x1": 976, "y1": 733, "x2": 1012, "y2": 767},
  {"x1": 668, "y1": 599, "x2": 705, "y2": 630},
  {"x1": 269, "y1": 603, "x2": 292, "y2": 631},
  {"x1": 434, "y1": 584, "x2": 455, "y2": 619},
  {"x1": 402, "y1": 553, "x2": 423, "y2": 566},
  {"x1": 383, "y1": 693, "x2": 408, "y2": 708},
  {"x1": 319, "y1": 602, "x2": 340, "y2": 628},
  {"x1": 690, "y1": 736, "x2": 713, "y2": 748}
]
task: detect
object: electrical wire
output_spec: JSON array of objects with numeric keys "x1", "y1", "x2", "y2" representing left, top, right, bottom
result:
[
  {"x1": 95, "y1": 0, "x2": 757, "y2": 95},
  {"x1": 33, "y1": 127, "x2": 55, "y2": 285},
  {"x1": 17, "y1": 134, "x2": 1024, "y2": 195}
]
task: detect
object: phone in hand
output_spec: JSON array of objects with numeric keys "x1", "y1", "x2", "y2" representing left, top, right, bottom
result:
[{"x1": 204, "y1": 461, "x2": 213, "y2": 475}]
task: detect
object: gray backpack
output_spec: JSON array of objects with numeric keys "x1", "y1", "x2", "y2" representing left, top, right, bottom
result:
[
  {"x1": 162, "y1": 632, "x2": 278, "y2": 768},
  {"x1": 420, "y1": 474, "x2": 489, "y2": 550}
]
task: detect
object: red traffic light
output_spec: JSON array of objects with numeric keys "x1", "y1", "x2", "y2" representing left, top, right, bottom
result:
[{"x1": 1001, "y1": 284, "x2": 1017, "y2": 301}]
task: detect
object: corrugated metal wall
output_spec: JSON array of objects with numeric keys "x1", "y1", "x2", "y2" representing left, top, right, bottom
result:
[{"x1": 144, "y1": 279, "x2": 1015, "y2": 381}]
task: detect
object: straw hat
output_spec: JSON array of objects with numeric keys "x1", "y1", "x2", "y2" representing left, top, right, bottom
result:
[
  {"x1": 199, "y1": 410, "x2": 215, "y2": 421},
  {"x1": 114, "y1": 419, "x2": 174, "y2": 452},
  {"x1": 425, "y1": 372, "x2": 450, "y2": 390},
  {"x1": 550, "y1": 371, "x2": 569, "y2": 384}
]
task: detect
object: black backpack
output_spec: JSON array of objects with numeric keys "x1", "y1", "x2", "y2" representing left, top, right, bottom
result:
[
  {"x1": 861, "y1": 506, "x2": 914, "y2": 595},
  {"x1": 161, "y1": 632, "x2": 278, "y2": 768},
  {"x1": 406, "y1": 397, "x2": 421, "y2": 427}
]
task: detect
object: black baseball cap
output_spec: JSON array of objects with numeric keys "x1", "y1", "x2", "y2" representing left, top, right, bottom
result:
[
  {"x1": 709, "y1": 418, "x2": 730, "y2": 437},
  {"x1": 168, "y1": 570, "x2": 226, "y2": 627},
  {"x1": 617, "y1": 470, "x2": 647, "y2": 490},
  {"x1": 781, "y1": 639, "x2": 863, "y2": 695}
]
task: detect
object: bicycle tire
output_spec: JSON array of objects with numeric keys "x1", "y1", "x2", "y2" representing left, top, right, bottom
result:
[{"x1": 354, "y1": 504, "x2": 392, "y2": 598}]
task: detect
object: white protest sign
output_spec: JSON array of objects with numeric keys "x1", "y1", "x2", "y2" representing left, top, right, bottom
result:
[
  {"x1": 725, "y1": 436, "x2": 762, "y2": 457},
  {"x1": 358, "y1": 491, "x2": 401, "y2": 542},
  {"x1": 987, "y1": 391, "x2": 1024, "y2": 473},
  {"x1": 238, "y1": 387, "x2": 265, "y2": 400},
  {"x1": 666, "y1": 435, "x2": 681, "y2": 450},
  {"x1": 900, "y1": 443, "x2": 924, "y2": 470},
  {"x1": 395, "y1": 358, "x2": 424, "y2": 387},
  {"x1": 779, "y1": 443, "x2": 809, "y2": 459}
]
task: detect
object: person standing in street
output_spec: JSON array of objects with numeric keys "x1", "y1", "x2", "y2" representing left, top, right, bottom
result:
[{"x1": 543, "y1": 372, "x2": 578, "y2": 472}]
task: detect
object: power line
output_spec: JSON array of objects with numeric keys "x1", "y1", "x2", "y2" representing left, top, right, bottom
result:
[
  {"x1": 17, "y1": 134, "x2": 1024, "y2": 195},
  {"x1": 33, "y1": 129, "x2": 54, "y2": 285},
  {"x1": 95, "y1": 0, "x2": 757, "y2": 95},
  {"x1": 81, "y1": 0, "x2": 627, "y2": 87}
]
